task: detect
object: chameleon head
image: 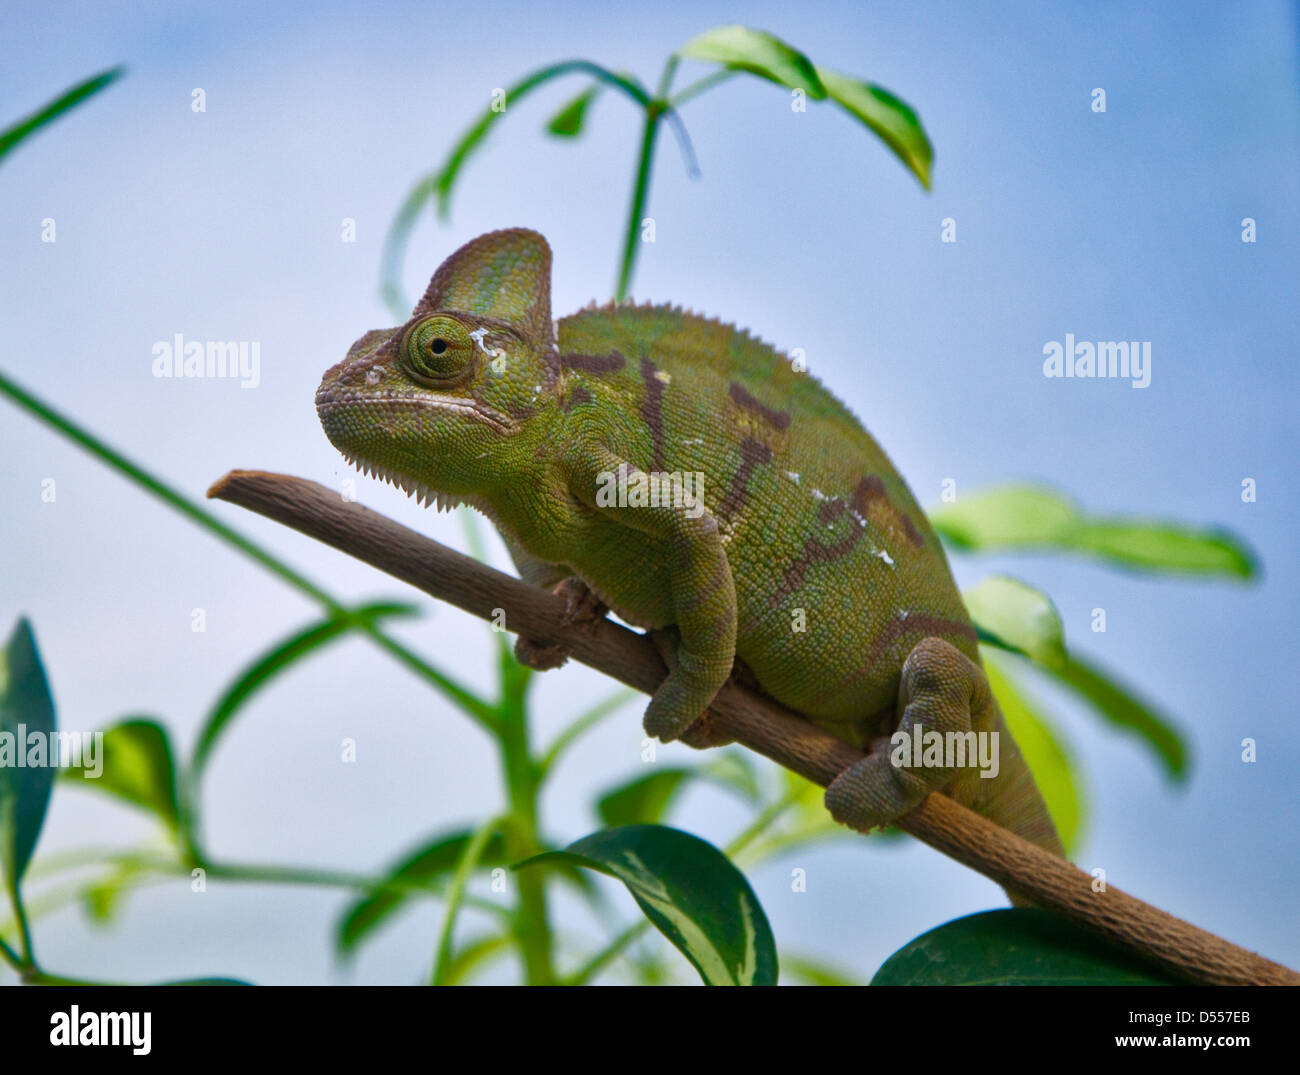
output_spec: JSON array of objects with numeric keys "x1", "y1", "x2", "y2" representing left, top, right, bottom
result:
[{"x1": 315, "y1": 228, "x2": 559, "y2": 507}]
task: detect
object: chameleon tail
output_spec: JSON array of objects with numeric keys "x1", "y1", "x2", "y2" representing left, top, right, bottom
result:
[{"x1": 957, "y1": 699, "x2": 1065, "y2": 857}]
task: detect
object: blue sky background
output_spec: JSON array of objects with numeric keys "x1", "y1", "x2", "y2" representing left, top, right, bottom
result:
[{"x1": 1, "y1": 0, "x2": 1296, "y2": 984}]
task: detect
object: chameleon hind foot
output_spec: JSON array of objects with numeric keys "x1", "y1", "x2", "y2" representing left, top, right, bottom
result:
[
  {"x1": 514, "y1": 577, "x2": 608, "y2": 671},
  {"x1": 825, "y1": 637, "x2": 989, "y2": 833}
]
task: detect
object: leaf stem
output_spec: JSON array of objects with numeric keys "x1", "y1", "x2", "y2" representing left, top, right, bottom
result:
[
  {"x1": 615, "y1": 102, "x2": 662, "y2": 301},
  {"x1": 495, "y1": 670, "x2": 555, "y2": 984},
  {"x1": 7, "y1": 884, "x2": 36, "y2": 970},
  {"x1": 0, "y1": 66, "x2": 124, "y2": 165},
  {"x1": 0, "y1": 933, "x2": 22, "y2": 971},
  {"x1": 537, "y1": 687, "x2": 638, "y2": 778},
  {"x1": 668, "y1": 68, "x2": 737, "y2": 108},
  {"x1": 431, "y1": 815, "x2": 505, "y2": 985}
]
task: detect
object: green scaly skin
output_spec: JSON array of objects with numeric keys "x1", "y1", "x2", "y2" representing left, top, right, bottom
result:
[{"x1": 316, "y1": 229, "x2": 1063, "y2": 859}]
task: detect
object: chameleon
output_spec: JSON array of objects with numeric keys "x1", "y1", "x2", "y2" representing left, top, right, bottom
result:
[{"x1": 316, "y1": 228, "x2": 1062, "y2": 857}]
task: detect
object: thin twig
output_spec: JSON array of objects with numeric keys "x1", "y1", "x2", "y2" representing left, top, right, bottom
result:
[{"x1": 208, "y1": 469, "x2": 1300, "y2": 987}]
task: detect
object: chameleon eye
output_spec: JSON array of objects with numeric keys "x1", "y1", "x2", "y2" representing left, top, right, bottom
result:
[{"x1": 399, "y1": 316, "x2": 474, "y2": 386}]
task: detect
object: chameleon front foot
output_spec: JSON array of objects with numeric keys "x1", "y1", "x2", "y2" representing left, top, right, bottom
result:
[
  {"x1": 514, "y1": 577, "x2": 608, "y2": 671},
  {"x1": 825, "y1": 637, "x2": 984, "y2": 833},
  {"x1": 641, "y1": 628, "x2": 734, "y2": 746}
]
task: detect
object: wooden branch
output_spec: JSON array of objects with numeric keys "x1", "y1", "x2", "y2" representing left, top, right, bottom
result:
[{"x1": 208, "y1": 469, "x2": 1298, "y2": 987}]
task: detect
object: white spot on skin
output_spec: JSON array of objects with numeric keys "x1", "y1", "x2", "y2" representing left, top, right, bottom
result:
[
  {"x1": 682, "y1": 437, "x2": 703, "y2": 446},
  {"x1": 365, "y1": 367, "x2": 383, "y2": 386},
  {"x1": 810, "y1": 488, "x2": 827, "y2": 501},
  {"x1": 654, "y1": 370, "x2": 672, "y2": 384},
  {"x1": 469, "y1": 327, "x2": 504, "y2": 358},
  {"x1": 784, "y1": 471, "x2": 801, "y2": 485},
  {"x1": 875, "y1": 549, "x2": 895, "y2": 566}
]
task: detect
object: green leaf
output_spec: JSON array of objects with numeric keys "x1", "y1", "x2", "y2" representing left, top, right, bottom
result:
[
  {"x1": 161, "y1": 976, "x2": 254, "y2": 986},
  {"x1": 521, "y1": 825, "x2": 777, "y2": 986},
  {"x1": 0, "y1": 619, "x2": 57, "y2": 894},
  {"x1": 1046, "y1": 654, "x2": 1188, "y2": 781},
  {"x1": 546, "y1": 85, "x2": 601, "y2": 137},
  {"x1": 594, "y1": 755, "x2": 762, "y2": 827},
  {"x1": 964, "y1": 575, "x2": 1067, "y2": 669},
  {"x1": 336, "y1": 829, "x2": 509, "y2": 956},
  {"x1": 440, "y1": 932, "x2": 514, "y2": 985},
  {"x1": 983, "y1": 653, "x2": 1084, "y2": 852},
  {"x1": 930, "y1": 484, "x2": 1257, "y2": 578},
  {"x1": 60, "y1": 717, "x2": 179, "y2": 830},
  {"x1": 336, "y1": 829, "x2": 591, "y2": 956},
  {"x1": 0, "y1": 66, "x2": 124, "y2": 166},
  {"x1": 871, "y1": 908, "x2": 1177, "y2": 985},
  {"x1": 81, "y1": 867, "x2": 136, "y2": 926},
  {"x1": 678, "y1": 26, "x2": 826, "y2": 98},
  {"x1": 780, "y1": 952, "x2": 863, "y2": 986},
  {"x1": 192, "y1": 602, "x2": 416, "y2": 779},
  {"x1": 596, "y1": 770, "x2": 692, "y2": 827},
  {"x1": 1071, "y1": 521, "x2": 1257, "y2": 577},
  {"x1": 815, "y1": 67, "x2": 933, "y2": 189}
]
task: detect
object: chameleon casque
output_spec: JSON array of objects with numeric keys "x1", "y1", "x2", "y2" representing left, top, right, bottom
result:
[{"x1": 316, "y1": 228, "x2": 1062, "y2": 857}]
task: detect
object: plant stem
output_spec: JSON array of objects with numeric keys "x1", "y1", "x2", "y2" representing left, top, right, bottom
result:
[
  {"x1": 7, "y1": 883, "x2": 36, "y2": 970},
  {"x1": 431, "y1": 815, "x2": 505, "y2": 985},
  {"x1": 669, "y1": 68, "x2": 737, "y2": 109},
  {"x1": 495, "y1": 663, "x2": 555, "y2": 984},
  {"x1": 7, "y1": 850, "x2": 513, "y2": 943},
  {"x1": 537, "y1": 686, "x2": 638, "y2": 779},
  {"x1": 0, "y1": 933, "x2": 22, "y2": 971},
  {"x1": 656, "y1": 55, "x2": 679, "y2": 99},
  {"x1": 615, "y1": 101, "x2": 662, "y2": 301},
  {"x1": 726, "y1": 788, "x2": 804, "y2": 865}
]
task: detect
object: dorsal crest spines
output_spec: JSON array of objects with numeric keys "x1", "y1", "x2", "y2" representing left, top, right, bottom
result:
[{"x1": 560, "y1": 299, "x2": 792, "y2": 367}]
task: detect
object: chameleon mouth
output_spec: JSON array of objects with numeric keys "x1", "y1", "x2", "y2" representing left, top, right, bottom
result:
[
  {"x1": 314, "y1": 387, "x2": 494, "y2": 512},
  {"x1": 314, "y1": 389, "x2": 515, "y2": 435}
]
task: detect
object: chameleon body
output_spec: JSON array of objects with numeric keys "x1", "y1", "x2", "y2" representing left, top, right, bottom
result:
[{"x1": 316, "y1": 229, "x2": 1061, "y2": 855}]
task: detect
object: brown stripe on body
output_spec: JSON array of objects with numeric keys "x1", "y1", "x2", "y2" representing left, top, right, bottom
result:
[
  {"x1": 561, "y1": 385, "x2": 593, "y2": 411},
  {"x1": 858, "y1": 475, "x2": 887, "y2": 503},
  {"x1": 561, "y1": 350, "x2": 627, "y2": 373},
  {"x1": 845, "y1": 612, "x2": 978, "y2": 693},
  {"x1": 860, "y1": 474, "x2": 925, "y2": 549},
  {"x1": 902, "y1": 513, "x2": 926, "y2": 548},
  {"x1": 717, "y1": 437, "x2": 773, "y2": 523},
  {"x1": 729, "y1": 381, "x2": 792, "y2": 431},
  {"x1": 502, "y1": 399, "x2": 539, "y2": 419},
  {"x1": 640, "y1": 354, "x2": 666, "y2": 471},
  {"x1": 767, "y1": 475, "x2": 876, "y2": 610}
]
